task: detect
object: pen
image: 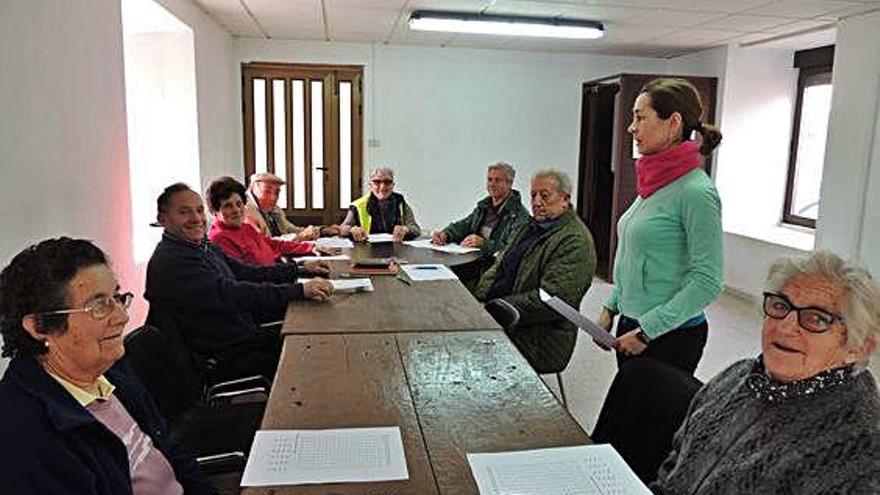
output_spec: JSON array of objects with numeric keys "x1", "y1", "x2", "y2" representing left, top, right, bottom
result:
[{"x1": 414, "y1": 266, "x2": 439, "y2": 270}]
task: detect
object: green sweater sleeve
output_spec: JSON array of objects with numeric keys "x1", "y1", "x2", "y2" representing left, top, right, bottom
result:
[
  {"x1": 638, "y1": 182, "x2": 724, "y2": 339},
  {"x1": 442, "y1": 207, "x2": 479, "y2": 243},
  {"x1": 402, "y1": 201, "x2": 421, "y2": 239}
]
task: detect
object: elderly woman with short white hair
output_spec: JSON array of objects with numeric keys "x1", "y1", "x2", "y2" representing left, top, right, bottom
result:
[
  {"x1": 652, "y1": 250, "x2": 880, "y2": 494},
  {"x1": 340, "y1": 167, "x2": 421, "y2": 242}
]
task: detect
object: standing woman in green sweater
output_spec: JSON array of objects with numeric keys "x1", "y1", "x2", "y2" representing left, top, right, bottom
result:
[{"x1": 596, "y1": 78, "x2": 723, "y2": 374}]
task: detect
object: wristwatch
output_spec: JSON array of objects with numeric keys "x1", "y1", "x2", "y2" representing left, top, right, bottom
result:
[{"x1": 635, "y1": 330, "x2": 650, "y2": 345}]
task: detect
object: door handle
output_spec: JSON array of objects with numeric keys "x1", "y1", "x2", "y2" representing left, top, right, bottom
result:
[{"x1": 315, "y1": 166, "x2": 328, "y2": 171}]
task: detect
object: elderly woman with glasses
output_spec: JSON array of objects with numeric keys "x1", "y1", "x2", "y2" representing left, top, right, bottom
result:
[
  {"x1": 0, "y1": 238, "x2": 215, "y2": 495},
  {"x1": 340, "y1": 167, "x2": 421, "y2": 242},
  {"x1": 652, "y1": 250, "x2": 880, "y2": 494}
]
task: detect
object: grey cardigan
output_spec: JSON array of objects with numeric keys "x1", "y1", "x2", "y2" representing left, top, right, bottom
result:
[{"x1": 652, "y1": 358, "x2": 880, "y2": 494}]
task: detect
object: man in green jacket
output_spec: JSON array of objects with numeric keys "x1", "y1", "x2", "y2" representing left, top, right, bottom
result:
[
  {"x1": 432, "y1": 162, "x2": 528, "y2": 256},
  {"x1": 475, "y1": 170, "x2": 596, "y2": 374}
]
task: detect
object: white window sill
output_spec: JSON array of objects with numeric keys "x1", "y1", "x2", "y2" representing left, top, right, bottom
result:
[{"x1": 723, "y1": 222, "x2": 815, "y2": 251}]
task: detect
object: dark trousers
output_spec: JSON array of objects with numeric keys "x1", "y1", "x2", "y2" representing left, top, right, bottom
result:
[
  {"x1": 213, "y1": 330, "x2": 282, "y2": 382},
  {"x1": 592, "y1": 358, "x2": 703, "y2": 483},
  {"x1": 615, "y1": 315, "x2": 708, "y2": 375}
]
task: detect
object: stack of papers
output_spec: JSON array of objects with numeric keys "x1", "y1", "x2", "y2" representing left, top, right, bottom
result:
[
  {"x1": 539, "y1": 289, "x2": 617, "y2": 349},
  {"x1": 241, "y1": 427, "x2": 409, "y2": 487},
  {"x1": 400, "y1": 264, "x2": 459, "y2": 282},
  {"x1": 299, "y1": 278, "x2": 374, "y2": 293},
  {"x1": 296, "y1": 254, "x2": 351, "y2": 262},
  {"x1": 467, "y1": 444, "x2": 651, "y2": 495},
  {"x1": 367, "y1": 233, "x2": 395, "y2": 243},
  {"x1": 404, "y1": 238, "x2": 480, "y2": 254},
  {"x1": 315, "y1": 237, "x2": 355, "y2": 249}
]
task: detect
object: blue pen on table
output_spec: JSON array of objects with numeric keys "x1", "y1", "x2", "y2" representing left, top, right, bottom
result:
[{"x1": 414, "y1": 266, "x2": 439, "y2": 270}]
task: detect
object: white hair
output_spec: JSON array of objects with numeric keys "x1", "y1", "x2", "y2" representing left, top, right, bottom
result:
[
  {"x1": 765, "y1": 250, "x2": 880, "y2": 352},
  {"x1": 369, "y1": 167, "x2": 395, "y2": 181},
  {"x1": 532, "y1": 169, "x2": 573, "y2": 196},
  {"x1": 488, "y1": 162, "x2": 516, "y2": 182}
]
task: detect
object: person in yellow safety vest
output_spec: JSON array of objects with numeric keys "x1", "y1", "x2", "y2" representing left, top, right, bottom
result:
[{"x1": 340, "y1": 167, "x2": 421, "y2": 242}]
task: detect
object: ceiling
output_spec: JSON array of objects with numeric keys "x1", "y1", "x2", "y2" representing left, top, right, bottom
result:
[{"x1": 192, "y1": 0, "x2": 879, "y2": 57}]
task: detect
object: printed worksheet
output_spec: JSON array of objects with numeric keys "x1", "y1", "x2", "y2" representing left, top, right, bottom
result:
[
  {"x1": 404, "y1": 238, "x2": 480, "y2": 254},
  {"x1": 241, "y1": 427, "x2": 409, "y2": 487},
  {"x1": 315, "y1": 237, "x2": 355, "y2": 249},
  {"x1": 467, "y1": 444, "x2": 651, "y2": 495},
  {"x1": 296, "y1": 278, "x2": 374, "y2": 293},
  {"x1": 367, "y1": 233, "x2": 395, "y2": 243},
  {"x1": 400, "y1": 264, "x2": 459, "y2": 281}
]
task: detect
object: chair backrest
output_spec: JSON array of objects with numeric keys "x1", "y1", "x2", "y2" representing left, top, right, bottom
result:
[
  {"x1": 485, "y1": 298, "x2": 521, "y2": 331},
  {"x1": 124, "y1": 324, "x2": 204, "y2": 423}
]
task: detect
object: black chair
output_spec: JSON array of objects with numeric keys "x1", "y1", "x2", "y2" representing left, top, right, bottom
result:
[
  {"x1": 124, "y1": 324, "x2": 267, "y2": 475},
  {"x1": 591, "y1": 357, "x2": 703, "y2": 483},
  {"x1": 485, "y1": 298, "x2": 568, "y2": 408}
]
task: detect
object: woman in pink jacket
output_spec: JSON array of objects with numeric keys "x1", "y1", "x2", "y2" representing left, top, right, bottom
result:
[{"x1": 206, "y1": 176, "x2": 321, "y2": 265}]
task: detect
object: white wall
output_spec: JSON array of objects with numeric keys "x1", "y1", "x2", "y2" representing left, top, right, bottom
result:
[
  {"x1": 0, "y1": 0, "x2": 134, "y2": 363},
  {"x1": 816, "y1": 11, "x2": 880, "y2": 276},
  {"x1": 234, "y1": 39, "x2": 668, "y2": 230},
  {"x1": 154, "y1": 0, "x2": 238, "y2": 190}
]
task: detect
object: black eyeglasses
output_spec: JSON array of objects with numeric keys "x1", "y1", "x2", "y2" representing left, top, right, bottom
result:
[
  {"x1": 370, "y1": 179, "x2": 393, "y2": 186},
  {"x1": 762, "y1": 292, "x2": 844, "y2": 334},
  {"x1": 31, "y1": 292, "x2": 134, "y2": 321}
]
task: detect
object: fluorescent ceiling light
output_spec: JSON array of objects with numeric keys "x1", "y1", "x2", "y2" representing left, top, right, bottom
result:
[{"x1": 408, "y1": 11, "x2": 604, "y2": 40}]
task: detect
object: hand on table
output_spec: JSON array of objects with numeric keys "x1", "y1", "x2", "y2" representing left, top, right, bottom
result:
[
  {"x1": 320, "y1": 224, "x2": 342, "y2": 237},
  {"x1": 297, "y1": 225, "x2": 321, "y2": 241},
  {"x1": 461, "y1": 235, "x2": 485, "y2": 248},
  {"x1": 349, "y1": 226, "x2": 367, "y2": 242},
  {"x1": 392, "y1": 225, "x2": 409, "y2": 242},
  {"x1": 431, "y1": 231, "x2": 448, "y2": 245},
  {"x1": 303, "y1": 279, "x2": 334, "y2": 302},
  {"x1": 302, "y1": 260, "x2": 331, "y2": 277},
  {"x1": 313, "y1": 246, "x2": 341, "y2": 256}
]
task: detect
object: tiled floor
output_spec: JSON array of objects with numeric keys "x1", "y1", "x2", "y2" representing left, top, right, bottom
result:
[{"x1": 544, "y1": 278, "x2": 764, "y2": 434}]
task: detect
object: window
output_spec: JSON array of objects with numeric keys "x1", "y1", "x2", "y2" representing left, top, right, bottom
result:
[
  {"x1": 242, "y1": 63, "x2": 363, "y2": 226},
  {"x1": 783, "y1": 45, "x2": 834, "y2": 228}
]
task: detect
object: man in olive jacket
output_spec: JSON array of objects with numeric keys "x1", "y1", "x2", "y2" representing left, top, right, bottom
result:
[
  {"x1": 432, "y1": 162, "x2": 528, "y2": 256},
  {"x1": 475, "y1": 169, "x2": 596, "y2": 374}
]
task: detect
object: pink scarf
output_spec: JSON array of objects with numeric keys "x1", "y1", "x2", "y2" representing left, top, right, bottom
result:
[{"x1": 636, "y1": 140, "x2": 703, "y2": 198}]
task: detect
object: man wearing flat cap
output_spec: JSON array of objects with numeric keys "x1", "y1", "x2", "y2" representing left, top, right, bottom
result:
[{"x1": 244, "y1": 172, "x2": 341, "y2": 240}]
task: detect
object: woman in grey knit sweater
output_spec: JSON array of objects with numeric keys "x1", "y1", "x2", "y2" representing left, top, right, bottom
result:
[{"x1": 652, "y1": 250, "x2": 880, "y2": 494}]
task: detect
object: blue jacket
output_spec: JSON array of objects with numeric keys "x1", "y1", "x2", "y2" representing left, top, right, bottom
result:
[
  {"x1": 145, "y1": 233, "x2": 304, "y2": 360},
  {"x1": 0, "y1": 356, "x2": 215, "y2": 495}
]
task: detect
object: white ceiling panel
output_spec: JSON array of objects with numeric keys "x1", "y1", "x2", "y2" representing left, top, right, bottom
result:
[
  {"x1": 744, "y1": 0, "x2": 862, "y2": 18},
  {"x1": 198, "y1": 0, "x2": 845, "y2": 58},
  {"x1": 696, "y1": 13, "x2": 793, "y2": 31}
]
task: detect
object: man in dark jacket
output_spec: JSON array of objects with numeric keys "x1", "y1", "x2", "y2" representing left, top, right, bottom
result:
[
  {"x1": 475, "y1": 170, "x2": 596, "y2": 375},
  {"x1": 432, "y1": 162, "x2": 528, "y2": 256},
  {"x1": 145, "y1": 183, "x2": 334, "y2": 381}
]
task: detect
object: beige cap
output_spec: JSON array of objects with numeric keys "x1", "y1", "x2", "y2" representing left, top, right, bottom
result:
[{"x1": 250, "y1": 172, "x2": 285, "y2": 184}]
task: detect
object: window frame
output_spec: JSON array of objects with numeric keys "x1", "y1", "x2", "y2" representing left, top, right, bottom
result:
[{"x1": 782, "y1": 45, "x2": 834, "y2": 229}]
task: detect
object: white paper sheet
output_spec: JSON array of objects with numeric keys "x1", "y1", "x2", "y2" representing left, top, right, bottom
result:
[
  {"x1": 400, "y1": 264, "x2": 459, "y2": 281},
  {"x1": 404, "y1": 238, "x2": 480, "y2": 254},
  {"x1": 241, "y1": 427, "x2": 409, "y2": 487},
  {"x1": 367, "y1": 233, "x2": 395, "y2": 243},
  {"x1": 315, "y1": 237, "x2": 355, "y2": 249},
  {"x1": 295, "y1": 254, "x2": 351, "y2": 262},
  {"x1": 467, "y1": 444, "x2": 651, "y2": 495},
  {"x1": 539, "y1": 289, "x2": 618, "y2": 349},
  {"x1": 298, "y1": 278, "x2": 374, "y2": 293}
]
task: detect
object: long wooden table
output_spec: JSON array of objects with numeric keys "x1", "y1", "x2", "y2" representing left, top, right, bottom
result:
[
  {"x1": 284, "y1": 242, "x2": 500, "y2": 335},
  {"x1": 248, "y1": 332, "x2": 590, "y2": 495},
  {"x1": 245, "y1": 241, "x2": 590, "y2": 494}
]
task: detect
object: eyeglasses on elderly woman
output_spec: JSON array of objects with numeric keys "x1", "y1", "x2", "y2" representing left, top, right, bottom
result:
[
  {"x1": 762, "y1": 291, "x2": 845, "y2": 334},
  {"x1": 27, "y1": 291, "x2": 134, "y2": 321}
]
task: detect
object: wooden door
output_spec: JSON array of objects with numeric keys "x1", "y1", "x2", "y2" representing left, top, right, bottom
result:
[{"x1": 242, "y1": 63, "x2": 363, "y2": 225}]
